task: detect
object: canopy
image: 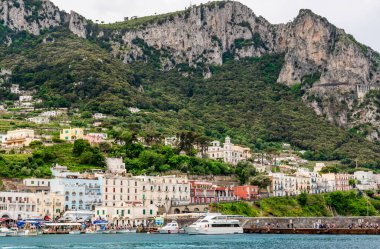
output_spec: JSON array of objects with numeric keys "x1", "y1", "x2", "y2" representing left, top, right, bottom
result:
[
  {"x1": 45, "y1": 223, "x2": 82, "y2": 226},
  {"x1": 92, "y1": 220, "x2": 108, "y2": 225}
]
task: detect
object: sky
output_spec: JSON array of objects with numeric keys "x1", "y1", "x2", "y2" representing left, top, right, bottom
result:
[{"x1": 52, "y1": 0, "x2": 380, "y2": 52}]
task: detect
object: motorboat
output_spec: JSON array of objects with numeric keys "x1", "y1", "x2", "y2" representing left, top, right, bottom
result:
[
  {"x1": 159, "y1": 221, "x2": 185, "y2": 234},
  {"x1": 69, "y1": 230, "x2": 82, "y2": 235},
  {"x1": 184, "y1": 214, "x2": 244, "y2": 235}
]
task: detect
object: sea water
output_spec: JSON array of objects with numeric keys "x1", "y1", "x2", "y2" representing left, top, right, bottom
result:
[{"x1": 1, "y1": 233, "x2": 379, "y2": 249}]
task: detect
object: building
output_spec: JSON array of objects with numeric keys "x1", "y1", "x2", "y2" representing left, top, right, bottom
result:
[
  {"x1": 322, "y1": 173, "x2": 351, "y2": 191},
  {"x1": 188, "y1": 181, "x2": 234, "y2": 204},
  {"x1": 314, "y1": 163, "x2": 326, "y2": 172},
  {"x1": 84, "y1": 133, "x2": 108, "y2": 145},
  {"x1": 22, "y1": 178, "x2": 51, "y2": 193},
  {"x1": 270, "y1": 173, "x2": 311, "y2": 197},
  {"x1": 27, "y1": 116, "x2": 50, "y2": 124},
  {"x1": 19, "y1": 95, "x2": 33, "y2": 102},
  {"x1": 164, "y1": 137, "x2": 179, "y2": 147},
  {"x1": 128, "y1": 107, "x2": 141, "y2": 114},
  {"x1": 93, "y1": 113, "x2": 107, "y2": 120},
  {"x1": 10, "y1": 84, "x2": 20, "y2": 94},
  {"x1": 50, "y1": 177, "x2": 103, "y2": 212},
  {"x1": 60, "y1": 128, "x2": 84, "y2": 141},
  {"x1": 0, "y1": 134, "x2": 6, "y2": 144},
  {"x1": 233, "y1": 186, "x2": 259, "y2": 200},
  {"x1": 354, "y1": 171, "x2": 377, "y2": 190},
  {"x1": 206, "y1": 137, "x2": 251, "y2": 165},
  {"x1": 0, "y1": 191, "x2": 64, "y2": 220},
  {"x1": 106, "y1": 158, "x2": 126, "y2": 175},
  {"x1": 3, "y1": 129, "x2": 35, "y2": 148}
]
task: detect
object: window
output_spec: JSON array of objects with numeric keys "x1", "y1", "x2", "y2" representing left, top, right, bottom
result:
[
  {"x1": 143, "y1": 209, "x2": 146, "y2": 215},
  {"x1": 150, "y1": 209, "x2": 153, "y2": 215},
  {"x1": 128, "y1": 210, "x2": 130, "y2": 214}
]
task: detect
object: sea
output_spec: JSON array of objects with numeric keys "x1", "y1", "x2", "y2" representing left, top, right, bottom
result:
[{"x1": 1, "y1": 233, "x2": 379, "y2": 249}]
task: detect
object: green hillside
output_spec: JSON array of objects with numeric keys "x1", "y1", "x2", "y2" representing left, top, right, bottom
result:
[{"x1": 0, "y1": 26, "x2": 380, "y2": 171}]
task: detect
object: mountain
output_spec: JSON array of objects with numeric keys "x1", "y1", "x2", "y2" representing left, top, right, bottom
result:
[{"x1": 1, "y1": 0, "x2": 380, "y2": 168}]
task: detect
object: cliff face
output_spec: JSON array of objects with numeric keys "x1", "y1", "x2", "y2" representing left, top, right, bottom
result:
[{"x1": 1, "y1": 0, "x2": 380, "y2": 137}]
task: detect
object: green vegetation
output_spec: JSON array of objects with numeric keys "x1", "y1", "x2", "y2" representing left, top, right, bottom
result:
[
  {"x1": 214, "y1": 191, "x2": 379, "y2": 217},
  {"x1": 210, "y1": 202, "x2": 260, "y2": 217}
]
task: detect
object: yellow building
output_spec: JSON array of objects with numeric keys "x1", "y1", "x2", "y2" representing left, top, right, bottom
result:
[{"x1": 60, "y1": 128, "x2": 84, "y2": 141}]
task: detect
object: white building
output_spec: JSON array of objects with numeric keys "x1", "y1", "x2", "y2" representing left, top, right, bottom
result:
[
  {"x1": 10, "y1": 84, "x2": 20, "y2": 94},
  {"x1": 93, "y1": 113, "x2": 107, "y2": 120},
  {"x1": 27, "y1": 116, "x2": 50, "y2": 124},
  {"x1": 354, "y1": 171, "x2": 377, "y2": 190},
  {"x1": 128, "y1": 107, "x2": 141, "y2": 114},
  {"x1": 50, "y1": 177, "x2": 103, "y2": 212},
  {"x1": 22, "y1": 178, "x2": 51, "y2": 192},
  {"x1": 0, "y1": 192, "x2": 64, "y2": 220},
  {"x1": 206, "y1": 137, "x2": 252, "y2": 165},
  {"x1": 19, "y1": 95, "x2": 33, "y2": 102},
  {"x1": 314, "y1": 163, "x2": 326, "y2": 173},
  {"x1": 106, "y1": 158, "x2": 126, "y2": 174}
]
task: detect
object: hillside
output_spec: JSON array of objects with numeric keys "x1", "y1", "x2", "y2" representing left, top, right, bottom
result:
[
  {"x1": 211, "y1": 190, "x2": 380, "y2": 217},
  {"x1": 0, "y1": 0, "x2": 380, "y2": 170}
]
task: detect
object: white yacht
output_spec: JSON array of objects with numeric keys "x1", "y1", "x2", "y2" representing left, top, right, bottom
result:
[
  {"x1": 184, "y1": 214, "x2": 244, "y2": 235},
  {"x1": 159, "y1": 221, "x2": 185, "y2": 234}
]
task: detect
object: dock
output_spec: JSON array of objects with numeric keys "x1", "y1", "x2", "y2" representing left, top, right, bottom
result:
[{"x1": 244, "y1": 228, "x2": 380, "y2": 235}]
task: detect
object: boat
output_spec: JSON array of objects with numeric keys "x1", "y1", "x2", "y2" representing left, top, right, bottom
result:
[
  {"x1": 69, "y1": 230, "x2": 82, "y2": 235},
  {"x1": 0, "y1": 227, "x2": 10, "y2": 237},
  {"x1": 184, "y1": 214, "x2": 244, "y2": 235},
  {"x1": 159, "y1": 221, "x2": 185, "y2": 234},
  {"x1": 116, "y1": 229, "x2": 133, "y2": 234}
]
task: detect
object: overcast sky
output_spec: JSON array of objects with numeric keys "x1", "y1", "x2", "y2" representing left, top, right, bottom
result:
[{"x1": 52, "y1": 0, "x2": 380, "y2": 52}]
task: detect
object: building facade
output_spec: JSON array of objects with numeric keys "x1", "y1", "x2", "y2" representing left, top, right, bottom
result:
[
  {"x1": 59, "y1": 128, "x2": 84, "y2": 141},
  {"x1": 233, "y1": 185, "x2": 259, "y2": 200},
  {"x1": 3, "y1": 129, "x2": 35, "y2": 148},
  {"x1": 206, "y1": 137, "x2": 251, "y2": 165},
  {"x1": 50, "y1": 177, "x2": 102, "y2": 211}
]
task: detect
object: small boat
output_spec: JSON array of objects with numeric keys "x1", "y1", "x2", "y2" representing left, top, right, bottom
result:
[
  {"x1": 116, "y1": 229, "x2": 131, "y2": 234},
  {"x1": 7, "y1": 227, "x2": 19, "y2": 237},
  {"x1": 159, "y1": 221, "x2": 184, "y2": 234},
  {"x1": 69, "y1": 230, "x2": 82, "y2": 235},
  {"x1": 184, "y1": 213, "x2": 244, "y2": 235},
  {"x1": 0, "y1": 227, "x2": 11, "y2": 237},
  {"x1": 103, "y1": 229, "x2": 116, "y2": 234}
]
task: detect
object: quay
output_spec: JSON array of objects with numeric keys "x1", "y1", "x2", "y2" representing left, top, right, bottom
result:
[{"x1": 243, "y1": 228, "x2": 380, "y2": 235}]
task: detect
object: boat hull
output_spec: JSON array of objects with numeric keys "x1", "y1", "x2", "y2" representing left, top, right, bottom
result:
[{"x1": 185, "y1": 226, "x2": 243, "y2": 235}]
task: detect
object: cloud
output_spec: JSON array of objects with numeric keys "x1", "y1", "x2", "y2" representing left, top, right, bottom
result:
[{"x1": 52, "y1": 0, "x2": 380, "y2": 51}]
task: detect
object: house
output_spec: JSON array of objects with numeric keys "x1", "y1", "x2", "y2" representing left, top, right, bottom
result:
[
  {"x1": 3, "y1": 129, "x2": 35, "y2": 148},
  {"x1": 60, "y1": 128, "x2": 84, "y2": 141},
  {"x1": 92, "y1": 113, "x2": 107, "y2": 120},
  {"x1": 354, "y1": 171, "x2": 377, "y2": 190},
  {"x1": 314, "y1": 163, "x2": 326, "y2": 172},
  {"x1": 206, "y1": 137, "x2": 252, "y2": 165},
  {"x1": 106, "y1": 158, "x2": 126, "y2": 174},
  {"x1": 128, "y1": 107, "x2": 141, "y2": 114},
  {"x1": 22, "y1": 178, "x2": 51, "y2": 193},
  {"x1": 84, "y1": 133, "x2": 108, "y2": 145},
  {"x1": 27, "y1": 116, "x2": 50, "y2": 124},
  {"x1": 233, "y1": 185, "x2": 259, "y2": 200},
  {"x1": 0, "y1": 134, "x2": 6, "y2": 144},
  {"x1": 10, "y1": 84, "x2": 20, "y2": 94},
  {"x1": 19, "y1": 95, "x2": 33, "y2": 102}
]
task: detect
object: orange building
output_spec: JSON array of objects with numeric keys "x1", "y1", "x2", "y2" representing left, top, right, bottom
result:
[{"x1": 233, "y1": 185, "x2": 259, "y2": 200}]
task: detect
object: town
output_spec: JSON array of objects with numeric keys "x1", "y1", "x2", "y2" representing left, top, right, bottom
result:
[{"x1": 1, "y1": 119, "x2": 379, "y2": 228}]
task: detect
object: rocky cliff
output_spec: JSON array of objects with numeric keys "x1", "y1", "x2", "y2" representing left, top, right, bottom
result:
[{"x1": 1, "y1": 0, "x2": 380, "y2": 137}]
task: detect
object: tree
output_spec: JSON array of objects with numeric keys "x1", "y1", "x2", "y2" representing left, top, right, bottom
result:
[
  {"x1": 73, "y1": 139, "x2": 90, "y2": 157},
  {"x1": 250, "y1": 175, "x2": 271, "y2": 189}
]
